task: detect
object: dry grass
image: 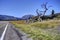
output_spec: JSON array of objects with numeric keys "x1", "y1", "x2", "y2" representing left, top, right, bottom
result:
[
  {"x1": 30, "y1": 20, "x2": 60, "y2": 29},
  {"x1": 11, "y1": 20, "x2": 26, "y2": 24},
  {"x1": 11, "y1": 20, "x2": 60, "y2": 40}
]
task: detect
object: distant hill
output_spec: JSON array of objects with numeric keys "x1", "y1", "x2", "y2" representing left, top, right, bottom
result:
[
  {"x1": 0, "y1": 15, "x2": 22, "y2": 21},
  {"x1": 22, "y1": 15, "x2": 34, "y2": 20}
]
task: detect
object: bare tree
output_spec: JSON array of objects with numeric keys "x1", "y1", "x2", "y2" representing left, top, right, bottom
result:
[
  {"x1": 41, "y1": 2, "x2": 52, "y2": 16},
  {"x1": 36, "y1": 9, "x2": 42, "y2": 16},
  {"x1": 35, "y1": 2, "x2": 52, "y2": 22},
  {"x1": 27, "y1": 2, "x2": 52, "y2": 23},
  {"x1": 36, "y1": 9, "x2": 42, "y2": 21}
]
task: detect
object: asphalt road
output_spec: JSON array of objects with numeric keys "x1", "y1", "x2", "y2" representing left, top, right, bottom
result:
[
  {"x1": 0, "y1": 21, "x2": 32, "y2": 40},
  {"x1": 0, "y1": 23, "x2": 6, "y2": 38},
  {"x1": 0, "y1": 21, "x2": 8, "y2": 38},
  {"x1": 4, "y1": 24, "x2": 21, "y2": 40},
  {"x1": 0, "y1": 21, "x2": 22, "y2": 40}
]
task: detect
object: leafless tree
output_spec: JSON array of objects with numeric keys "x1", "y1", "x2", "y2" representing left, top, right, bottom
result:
[
  {"x1": 35, "y1": 2, "x2": 52, "y2": 22},
  {"x1": 36, "y1": 9, "x2": 42, "y2": 16},
  {"x1": 27, "y1": 2, "x2": 52, "y2": 23},
  {"x1": 36, "y1": 9, "x2": 42, "y2": 21},
  {"x1": 41, "y1": 2, "x2": 52, "y2": 16}
]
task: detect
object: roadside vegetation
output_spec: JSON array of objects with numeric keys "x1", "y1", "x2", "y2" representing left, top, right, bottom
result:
[
  {"x1": 30, "y1": 20, "x2": 60, "y2": 29},
  {"x1": 11, "y1": 20, "x2": 60, "y2": 40}
]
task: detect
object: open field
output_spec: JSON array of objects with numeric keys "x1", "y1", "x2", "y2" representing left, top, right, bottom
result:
[{"x1": 11, "y1": 20, "x2": 60, "y2": 40}]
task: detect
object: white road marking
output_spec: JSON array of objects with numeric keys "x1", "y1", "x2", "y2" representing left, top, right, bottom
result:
[{"x1": 0, "y1": 24, "x2": 8, "y2": 40}]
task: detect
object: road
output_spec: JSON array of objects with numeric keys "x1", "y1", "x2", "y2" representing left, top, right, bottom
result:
[
  {"x1": 0, "y1": 23, "x2": 6, "y2": 38},
  {"x1": 0, "y1": 21, "x2": 32, "y2": 40},
  {"x1": 0, "y1": 21, "x2": 22, "y2": 40}
]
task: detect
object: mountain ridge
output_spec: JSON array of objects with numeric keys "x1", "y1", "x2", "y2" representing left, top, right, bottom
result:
[
  {"x1": 0, "y1": 13, "x2": 60, "y2": 21},
  {"x1": 0, "y1": 15, "x2": 22, "y2": 21}
]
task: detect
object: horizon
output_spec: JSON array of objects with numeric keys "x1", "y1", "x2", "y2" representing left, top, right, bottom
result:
[{"x1": 0, "y1": 0, "x2": 60, "y2": 17}]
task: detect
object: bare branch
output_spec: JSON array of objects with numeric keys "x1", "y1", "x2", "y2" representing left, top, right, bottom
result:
[
  {"x1": 41, "y1": 2, "x2": 52, "y2": 16},
  {"x1": 36, "y1": 9, "x2": 42, "y2": 16},
  {"x1": 36, "y1": 9, "x2": 40, "y2": 16}
]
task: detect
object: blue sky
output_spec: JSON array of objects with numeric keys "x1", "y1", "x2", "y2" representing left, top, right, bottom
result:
[{"x1": 0, "y1": 0, "x2": 60, "y2": 17}]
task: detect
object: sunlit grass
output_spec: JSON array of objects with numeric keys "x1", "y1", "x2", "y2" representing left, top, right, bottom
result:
[
  {"x1": 11, "y1": 20, "x2": 60, "y2": 40},
  {"x1": 11, "y1": 20, "x2": 26, "y2": 24},
  {"x1": 30, "y1": 20, "x2": 60, "y2": 29}
]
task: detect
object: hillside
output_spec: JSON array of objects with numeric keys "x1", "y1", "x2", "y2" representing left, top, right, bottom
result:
[
  {"x1": 0, "y1": 15, "x2": 22, "y2": 21},
  {"x1": 22, "y1": 15, "x2": 34, "y2": 20}
]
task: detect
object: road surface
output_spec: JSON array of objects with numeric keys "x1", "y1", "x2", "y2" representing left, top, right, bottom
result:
[
  {"x1": 0, "y1": 21, "x2": 32, "y2": 40},
  {"x1": 0, "y1": 21, "x2": 22, "y2": 40}
]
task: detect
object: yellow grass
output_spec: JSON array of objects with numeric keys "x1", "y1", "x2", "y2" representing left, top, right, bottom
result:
[
  {"x1": 11, "y1": 20, "x2": 60, "y2": 40},
  {"x1": 30, "y1": 20, "x2": 60, "y2": 28}
]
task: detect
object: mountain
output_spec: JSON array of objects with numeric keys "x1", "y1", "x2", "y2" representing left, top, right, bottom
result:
[
  {"x1": 22, "y1": 15, "x2": 34, "y2": 20},
  {"x1": 0, "y1": 15, "x2": 22, "y2": 21}
]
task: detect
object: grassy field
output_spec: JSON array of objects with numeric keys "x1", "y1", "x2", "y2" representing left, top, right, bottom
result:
[{"x1": 11, "y1": 20, "x2": 60, "y2": 40}]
